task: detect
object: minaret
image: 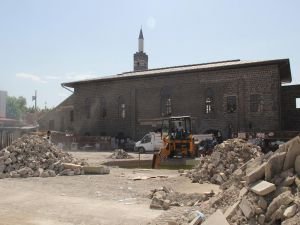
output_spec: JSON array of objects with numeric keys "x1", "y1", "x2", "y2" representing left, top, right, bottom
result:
[{"x1": 134, "y1": 28, "x2": 148, "y2": 71}]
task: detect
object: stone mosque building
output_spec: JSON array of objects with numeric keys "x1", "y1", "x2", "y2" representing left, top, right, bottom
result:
[{"x1": 39, "y1": 29, "x2": 300, "y2": 140}]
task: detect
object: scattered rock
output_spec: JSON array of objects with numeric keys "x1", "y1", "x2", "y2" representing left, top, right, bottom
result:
[
  {"x1": 283, "y1": 204, "x2": 297, "y2": 218},
  {"x1": 239, "y1": 197, "x2": 255, "y2": 219},
  {"x1": 108, "y1": 149, "x2": 133, "y2": 159}
]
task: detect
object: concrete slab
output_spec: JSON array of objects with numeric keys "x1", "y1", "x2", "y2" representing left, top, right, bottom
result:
[
  {"x1": 265, "y1": 152, "x2": 286, "y2": 181},
  {"x1": 202, "y1": 210, "x2": 229, "y2": 225},
  {"x1": 245, "y1": 162, "x2": 266, "y2": 184},
  {"x1": 250, "y1": 180, "x2": 276, "y2": 196},
  {"x1": 282, "y1": 136, "x2": 300, "y2": 171}
]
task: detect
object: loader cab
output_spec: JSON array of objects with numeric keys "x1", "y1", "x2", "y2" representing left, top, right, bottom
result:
[{"x1": 161, "y1": 116, "x2": 192, "y2": 139}]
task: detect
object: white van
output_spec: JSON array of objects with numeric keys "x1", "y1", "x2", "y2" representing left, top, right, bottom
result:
[{"x1": 134, "y1": 132, "x2": 163, "y2": 153}]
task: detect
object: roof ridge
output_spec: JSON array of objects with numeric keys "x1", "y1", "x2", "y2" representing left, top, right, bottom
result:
[{"x1": 121, "y1": 59, "x2": 241, "y2": 75}]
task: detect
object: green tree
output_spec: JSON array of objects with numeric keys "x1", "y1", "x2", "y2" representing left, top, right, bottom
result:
[{"x1": 6, "y1": 96, "x2": 27, "y2": 119}]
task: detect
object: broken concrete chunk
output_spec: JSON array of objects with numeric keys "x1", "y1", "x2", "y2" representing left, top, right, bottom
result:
[
  {"x1": 62, "y1": 163, "x2": 82, "y2": 170},
  {"x1": 257, "y1": 214, "x2": 265, "y2": 225},
  {"x1": 239, "y1": 198, "x2": 255, "y2": 219},
  {"x1": 83, "y1": 166, "x2": 110, "y2": 175},
  {"x1": 150, "y1": 196, "x2": 164, "y2": 210},
  {"x1": 283, "y1": 136, "x2": 300, "y2": 170},
  {"x1": 282, "y1": 136, "x2": 300, "y2": 171},
  {"x1": 266, "y1": 191, "x2": 294, "y2": 220},
  {"x1": 283, "y1": 204, "x2": 297, "y2": 218},
  {"x1": 245, "y1": 162, "x2": 266, "y2": 184},
  {"x1": 257, "y1": 197, "x2": 268, "y2": 210},
  {"x1": 202, "y1": 210, "x2": 229, "y2": 225},
  {"x1": 265, "y1": 152, "x2": 286, "y2": 181},
  {"x1": 250, "y1": 180, "x2": 276, "y2": 196},
  {"x1": 282, "y1": 176, "x2": 295, "y2": 186}
]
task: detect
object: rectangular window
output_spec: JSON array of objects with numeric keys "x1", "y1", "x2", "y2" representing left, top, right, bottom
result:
[
  {"x1": 250, "y1": 94, "x2": 263, "y2": 112},
  {"x1": 70, "y1": 110, "x2": 74, "y2": 122},
  {"x1": 296, "y1": 98, "x2": 300, "y2": 109},
  {"x1": 226, "y1": 96, "x2": 237, "y2": 113}
]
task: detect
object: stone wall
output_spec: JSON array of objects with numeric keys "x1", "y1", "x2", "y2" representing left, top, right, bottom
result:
[
  {"x1": 70, "y1": 64, "x2": 282, "y2": 140},
  {"x1": 281, "y1": 84, "x2": 300, "y2": 130}
]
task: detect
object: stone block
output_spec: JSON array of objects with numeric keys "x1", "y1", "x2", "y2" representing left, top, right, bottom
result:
[
  {"x1": 250, "y1": 180, "x2": 276, "y2": 196},
  {"x1": 245, "y1": 162, "x2": 266, "y2": 184},
  {"x1": 265, "y1": 152, "x2": 286, "y2": 181},
  {"x1": 202, "y1": 210, "x2": 229, "y2": 225},
  {"x1": 283, "y1": 204, "x2": 297, "y2": 218},
  {"x1": 83, "y1": 166, "x2": 110, "y2": 175},
  {"x1": 282, "y1": 176, "x2": 295, "y2": 186},
  {"x1": 62, "y1": 163, "x2": 82, "y2": 170},
  {"x1": 282, "y1": 136, "x2": 300, "y2": 171},
  {"x1": 239, "y1": 198, "x2": 255, "y2": 219}
]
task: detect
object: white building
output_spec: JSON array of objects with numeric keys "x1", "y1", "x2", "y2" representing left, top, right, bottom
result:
[{"x1": 0, "y1": 90, "x2": 7, "y2": 118}]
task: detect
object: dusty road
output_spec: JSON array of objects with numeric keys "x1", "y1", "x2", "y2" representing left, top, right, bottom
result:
[{"x1": 0, "y1": 152, "x2": 219, "y2": 225}]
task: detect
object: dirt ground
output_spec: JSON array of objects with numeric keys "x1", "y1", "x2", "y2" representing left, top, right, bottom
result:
[{"x1": 0, "y1": 151, "x2": 219, "y2": 225}]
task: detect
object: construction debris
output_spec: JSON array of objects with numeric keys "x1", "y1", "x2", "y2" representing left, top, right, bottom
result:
[
  {"x1": 0, "y1": 135, "x2": 87, "y2": 178},
  {"x1": 188, "y1": 138, "x2": 262, "y2": 185},
  {"x1": 217, "y1": 136, "x2": 300, "y2": 225},
  {"x1": 83, "y1": 165, "x2": 110, "y2": 175},
  {"x1": 108, "y1": 149, "x2": 134, "y2": 159},
  {"x1": 149, "y1": 186, "x2": 213, "y2": 210}
]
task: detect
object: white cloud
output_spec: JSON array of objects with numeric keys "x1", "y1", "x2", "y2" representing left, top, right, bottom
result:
[
  {"x1": 16, "y1": 73, "x2": 47, "y2": 83},
  {"x1": 147, "y1": 16, "x2": 156, "y2": 29}
]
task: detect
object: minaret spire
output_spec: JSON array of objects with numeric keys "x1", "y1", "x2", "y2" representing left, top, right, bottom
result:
[
  {"x1": 134, "y1": 28, "x2": 148, "y2": 71},
  {"x1": 138, "y1": 28, "x2": 144, "y2": 52}
]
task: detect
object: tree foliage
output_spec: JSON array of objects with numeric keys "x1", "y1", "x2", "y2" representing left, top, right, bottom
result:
[{"x1": 6, "y1": 96, "x2": 27, "y2": 119}]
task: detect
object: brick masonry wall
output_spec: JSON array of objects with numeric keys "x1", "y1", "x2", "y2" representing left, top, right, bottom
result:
[
  {"x1": 70, "y1": 64, "x2": 282, "y2": 140},
  {"x1": 281, "y1": 85, "x2": 300, "y2": 130}
]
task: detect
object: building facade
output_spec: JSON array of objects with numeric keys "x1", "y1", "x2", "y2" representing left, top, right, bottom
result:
[
  {"x1": 0, "y1": 90, "x2": 7, "y2": 118},
  {"x1": 40, "y1": 30, "x2": 299, "y2": 140}
]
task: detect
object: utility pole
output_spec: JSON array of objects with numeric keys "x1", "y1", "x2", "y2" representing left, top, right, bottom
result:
[{"x1": 32, "y1": 90, "x2": 37, "y2": 111}]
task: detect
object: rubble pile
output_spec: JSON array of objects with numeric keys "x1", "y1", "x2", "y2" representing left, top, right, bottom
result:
[
  {"x1": 149, "y1": 186, "x2": 214, "y2": 210},
  {"x1": 188, "y1": 138, "x2": 262, "y2": 185},
  {"x1": 0, "y1": 135, "x2": 86, "y2": 179},
  {"x1": 223, "y1": 136, "x2": 300, "y2": 225},
  {"x1": 108, "y1": 149, "x2": 133, "y2": 159}
]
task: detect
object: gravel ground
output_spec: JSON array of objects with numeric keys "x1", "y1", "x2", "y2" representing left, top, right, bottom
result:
[{"x1": 0, "y1": 151, "x2": 219, "y2": 225}]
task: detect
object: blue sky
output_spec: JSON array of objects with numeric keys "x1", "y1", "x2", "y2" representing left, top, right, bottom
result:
[{"x1": 0, "y1": 0, "x2": 299, "y2": 108}]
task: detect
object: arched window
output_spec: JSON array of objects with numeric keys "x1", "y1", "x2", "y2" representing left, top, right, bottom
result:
[
  {"x1": 99, "y1": 97, "x2": 107, "y2": 119},
  {"x1": 161, "y1": 87, "x2": 172, "y2": 117},
  {"x1": 118, "y1": 96, "x2": 126, "y2": 119},
  {"x1": 85, "y1": 98, "x2": 91, "y2": 119},
  {"x1": 205, "y1": 88, "x2": 214, "y2": 114},
  {"x1": 205, "y1": 97, "x2": 212, "y2": 114}
]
